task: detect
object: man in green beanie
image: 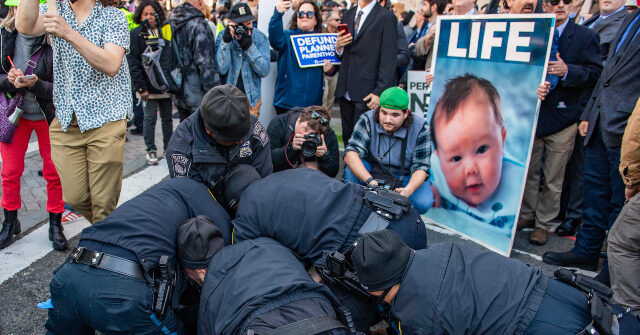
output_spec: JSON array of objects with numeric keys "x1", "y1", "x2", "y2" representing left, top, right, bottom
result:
[{"x1": 343, "y1": 86, "x2": 433, "y2": 214}]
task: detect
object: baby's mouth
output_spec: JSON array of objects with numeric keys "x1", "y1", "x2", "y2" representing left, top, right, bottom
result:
[{"x1": 466, "y1": 183, "x2": 483, "y2": 194}]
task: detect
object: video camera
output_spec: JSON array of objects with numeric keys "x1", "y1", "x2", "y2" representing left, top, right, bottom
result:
[{"x1": 301, "y1": 133, "x2": 323, "y2": 158}]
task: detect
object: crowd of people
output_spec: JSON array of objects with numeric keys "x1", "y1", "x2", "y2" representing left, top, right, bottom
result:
[{"x1": 0, "y1": 0, "x2": 638, "y2": 333}]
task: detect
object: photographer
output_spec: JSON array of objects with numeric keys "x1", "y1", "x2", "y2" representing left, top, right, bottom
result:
[
  {"x1": 267, "y1": 106, "x2": 339, "y2": 177},
  {"x1": 215, "y1": 2, "x2": 269, "y2": 118}
]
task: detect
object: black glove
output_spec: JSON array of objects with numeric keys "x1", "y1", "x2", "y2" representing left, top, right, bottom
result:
[
  {"x1": 222, "y1": 27, "x2": 232, "y2": 43},
  {"x1": 238, "y1": 34, "x2": 253, "y2": 50}
]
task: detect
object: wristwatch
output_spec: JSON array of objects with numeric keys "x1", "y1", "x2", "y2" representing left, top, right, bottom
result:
[{"x1": 365, "y1": 177, "x2": 375, "y2": 184}]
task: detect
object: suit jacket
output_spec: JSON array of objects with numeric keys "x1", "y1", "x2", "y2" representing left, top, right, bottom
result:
[
  {"x1": 335, "y1": 2, "x2": 398, "y2": 102},
  {"x1": 537, "y1": 20, "x2": 602, "y2": 138},
  {"x1": 583, "y1": 8, "x2": 629, "y2": 61},
  {"x1": 582, "y1": 9, "x2": 640, "y2": 148}
]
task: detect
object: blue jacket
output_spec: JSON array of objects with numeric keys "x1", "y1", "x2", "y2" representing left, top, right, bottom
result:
[
  {"x1": 215, "y1": 28, "x2": 270, "y2": 108},
  {"x1": 268, "y1": 9, "x2": 324, "y2": 110}
]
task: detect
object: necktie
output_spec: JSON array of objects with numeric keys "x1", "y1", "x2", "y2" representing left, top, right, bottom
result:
[
  {"x1": 354, "y1": 10, "x2": 364, "y2": 39},
  {"x1": 615, "y1": 13, "x2": 640, "y2": 54}
]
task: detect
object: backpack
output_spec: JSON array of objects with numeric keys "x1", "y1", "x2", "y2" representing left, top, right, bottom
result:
[{"x1": 141, "y1": 23, "x2": 183, "y2": 95}]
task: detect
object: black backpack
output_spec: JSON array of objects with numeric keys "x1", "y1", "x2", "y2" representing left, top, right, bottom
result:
[{"x1": 141, "y1": 23, "x2": 183, "y2": 95}]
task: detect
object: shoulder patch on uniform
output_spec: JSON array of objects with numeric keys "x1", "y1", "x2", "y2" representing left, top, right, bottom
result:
[
  {"x1": 239, "y1": 141, "x2": 253, "y2": 158},
  {"x1": 171, "y1": 154, "x2": 191, "y2": 178},
  {"x1": 253, "y1": 121, "x2": 269, "y2": 147}
]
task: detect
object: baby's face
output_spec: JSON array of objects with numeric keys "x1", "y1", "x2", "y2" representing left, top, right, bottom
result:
[{"x1": 434, "y1": 93, "x2": 506, "y2": 207}]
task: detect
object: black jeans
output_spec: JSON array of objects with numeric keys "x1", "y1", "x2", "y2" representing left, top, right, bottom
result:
[
  {"x1": 339, "y1": 97, "x2": 369, "y2": 147},
  {"x1": 143, "y1": 98, "x2": 173, "y2": 152}
]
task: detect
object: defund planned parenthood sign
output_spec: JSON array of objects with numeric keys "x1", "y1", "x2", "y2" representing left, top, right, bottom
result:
[{"x1": 290, "y1": 33, "x2": 341, "y2": 68}]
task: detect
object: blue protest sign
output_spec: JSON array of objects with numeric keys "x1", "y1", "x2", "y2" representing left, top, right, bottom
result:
[{"x1": 290, "y1": 33, "x2": 341, "y2": 68}]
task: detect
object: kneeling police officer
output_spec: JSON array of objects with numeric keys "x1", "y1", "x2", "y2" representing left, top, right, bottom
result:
[
  {"x1": 45, "y1": 178, "x2": 232, "y2": 334},
  {"x1": 167, "y1": 84, "x2": 272, "y2": 210},
  {"x1": 348, "y1": 230, "x2": 640, "y2": 335}
]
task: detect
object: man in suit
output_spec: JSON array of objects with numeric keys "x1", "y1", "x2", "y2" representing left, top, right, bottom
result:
[
  {"x1": 519, "y1": 0, "x2": 602, "y2": 245},
  {"x1": 555, "y1": 0, "x2": 627, "y2": 237},
  {"x1": 335, "y1": 0, "x2": 398, "y2": 147},
  {"x1": 544, "y1": 8, "x2": 640, "y2": 272}
]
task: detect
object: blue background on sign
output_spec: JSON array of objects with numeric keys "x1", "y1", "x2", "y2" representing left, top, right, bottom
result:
[{"x1": 290, "y1": 34, "x2": 341, "y2": 68}]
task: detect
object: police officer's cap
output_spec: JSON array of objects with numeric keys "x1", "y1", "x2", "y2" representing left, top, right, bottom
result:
[
  {"x1": 177, "y1": 215, "x2": 225, "y2": 269},
  {"x1": 224, "y1": 164, "x2": 261, "y2": 208},
  {"x1": 200, "y1": 84, "x2": 251, "y2": 143},
  {"x1": 351, "y1": 230, "x2": 413, "y2": 292}
]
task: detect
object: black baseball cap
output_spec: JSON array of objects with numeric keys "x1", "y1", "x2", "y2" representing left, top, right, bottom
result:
[
  {"x1": 228, "y1": 3, "x2": 255, "y2": 23},
  {"x1": 200, "y1": 84, "x2": 251, "y2": 142},
  {"x1": 177, "y1": 216, "x2": 226, "y2": 269}
]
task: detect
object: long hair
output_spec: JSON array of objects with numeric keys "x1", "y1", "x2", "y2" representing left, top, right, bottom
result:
[
  {"x1": 289, "y1": 0, "x2": 322, "y2": 32},
  {"x1": 1, "y1": 7, "x2": 16, "y2": 32},
  {"x1": 133, "y1": 0, "x2": 166, "y2": 25}
]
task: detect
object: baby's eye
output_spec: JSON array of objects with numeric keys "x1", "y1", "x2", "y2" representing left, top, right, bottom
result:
[
  {"x1": 450, "y1": 156, "x2": 462, "y2": 162},
  {"x1": 476, "y1": 145, "x2": 488, "y2": 154}
]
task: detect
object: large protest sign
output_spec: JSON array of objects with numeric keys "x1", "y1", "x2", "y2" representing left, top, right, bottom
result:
[
  {"x1": 424, "y1": 14, "x2": 555, "y2": 256},
  {"x1": 407, "y1": 70, "x2": 431, "y2": 119},
  {"x1": 290, "y1": 33, "x2": 341, "y2": 68}
]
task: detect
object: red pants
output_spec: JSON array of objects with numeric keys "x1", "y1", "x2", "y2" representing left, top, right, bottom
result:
[{"x1": 1, "y1": 118, "x2": 64, "y2": 213}]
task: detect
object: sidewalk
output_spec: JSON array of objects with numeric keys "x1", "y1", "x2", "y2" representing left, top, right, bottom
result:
[{"x1": 0, "y1": 116, "x2": 175, "y2": 234}]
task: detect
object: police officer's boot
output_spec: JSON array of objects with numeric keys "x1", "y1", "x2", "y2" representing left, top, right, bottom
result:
[
  {"x1": 0, "y1": 209, "x2": 21, "y2": 249},
  {"x1": 49, "y1": 212, "x2": 67, "y2": 251}
]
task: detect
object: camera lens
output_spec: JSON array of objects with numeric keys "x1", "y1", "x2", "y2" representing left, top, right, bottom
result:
[{"x1": 301, "y1": 140, "x2": 318, "y2": 158}]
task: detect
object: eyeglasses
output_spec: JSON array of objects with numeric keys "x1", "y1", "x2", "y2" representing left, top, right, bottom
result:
[
  {"x1": 547, "y1": 0, "x2": 572, "y2": 6},
  {"x1": 297, "y1": 11, "x2": 315, "y2": 18},
  {"x1": 311, "y1": 111, "x2": 329, "y2": 127}
]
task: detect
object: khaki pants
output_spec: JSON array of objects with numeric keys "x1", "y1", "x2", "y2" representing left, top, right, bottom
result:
[
  {"x1": 520, "y1": 124, "x2": 577, "y2": 230},
  {"x1": 49, "y1": 117, "x2": 126, "y2": 224},
  {"x1": 322, "y1": 72, "x2": 339, "y2": 112},
  {"x1": 608, "y1": 192, "x2": 640, "y2": 315}
]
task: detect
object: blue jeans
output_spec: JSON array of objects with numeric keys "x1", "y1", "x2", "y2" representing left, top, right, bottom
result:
[
  {"x1": 572, "y1": 126, "x2": 625, "y2": 260},
  {"x1": 344, "y1": 161, "x2": 434, "y2": 214},
  {"x1": 45, "y1": 262, "x2": 183, "y2": 335}
]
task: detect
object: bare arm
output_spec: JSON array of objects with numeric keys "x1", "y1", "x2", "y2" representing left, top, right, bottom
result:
[
  {"x1": 62, "y1": 28, "x2": 125, "y2": 77},
  {"x1": 16, "y1": 0, "x2": 46, "y2": 36},
  {"x1": 395, "y1": 170, "x2": 428, "y2": 198}
]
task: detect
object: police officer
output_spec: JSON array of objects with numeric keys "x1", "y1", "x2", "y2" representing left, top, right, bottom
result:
[
  {"x1": 232, "y1": 168, "x2": 427, "y2": 266},
  {"x1": 166, "y1": 84, "x2": 272, "y2": 208},
  {"x1": 350, "y1": 230, "x2": 640, "y2": 335},
  {"x1": 188, "y1": 236, "x2": 356, "y2": 334},
  {"x1": 45, "y1": 178, "x2": 232, "y2": 334}
]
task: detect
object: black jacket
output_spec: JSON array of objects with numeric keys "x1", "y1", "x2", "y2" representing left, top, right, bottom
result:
[
  {"x1": 266, "y1": 110, "x2": 340, "y2": 177},
  {"x1": 335, "y1": 2, "x2": 398, "y2": 101},
  {"x1": 0, "y1": 29, "x2": 55, "y2": 123},
  {"x1": 127, "y1": 25, "x2": 164, "y2": 95},
  {"x1": 166, "y1": 111, "x2": 272, "y2": 198},
  {"x1": 198, "y1": 238, "x2": 341, "y2": 334},
  {"x1": 536, "y1": 20, "x2": 602, "y2": 138}
]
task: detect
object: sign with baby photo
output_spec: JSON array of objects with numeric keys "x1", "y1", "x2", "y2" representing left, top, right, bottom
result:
[
  {"x1": 290, "y1": 33, "x2": 341, "y2": 68},
  {"x1": 424, "y1": 14, "x2": 556, "y2": 256}
]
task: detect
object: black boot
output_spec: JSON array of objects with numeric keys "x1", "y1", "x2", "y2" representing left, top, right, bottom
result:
[
  {"x1": 49, "y1": 212, "x2": 67, "y2": 251},
  {"x1": 0, "y1": 209, "x2": 21, "y2": 249}
]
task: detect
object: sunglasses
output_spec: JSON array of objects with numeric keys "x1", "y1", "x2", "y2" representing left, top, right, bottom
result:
[
  {"x1": 297, "y1": 10, "x2": 315, "y2": 18},
  {"x1": 547, "y1": 0, "x2": 572, "y2": 5},
  {"x1": 311, "y1": 111, "x2": 329, "y2": 127}
]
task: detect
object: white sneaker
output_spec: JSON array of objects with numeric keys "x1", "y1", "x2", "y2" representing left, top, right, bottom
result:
[{"x1": 146, "y1": 151, "x2": 159, "y2": 165}]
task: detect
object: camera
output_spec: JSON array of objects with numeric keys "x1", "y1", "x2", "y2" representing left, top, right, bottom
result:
[
  {"x1": 234, "y1": 25, "x2": 250, "y2": 40},
  {"x1": 301, "y1": 133, "x2": 323, "y2": 158}
]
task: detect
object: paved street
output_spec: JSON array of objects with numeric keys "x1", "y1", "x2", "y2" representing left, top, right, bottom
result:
[{"x1": 0, "y1": 117, "x2": 602, "y2": 334}]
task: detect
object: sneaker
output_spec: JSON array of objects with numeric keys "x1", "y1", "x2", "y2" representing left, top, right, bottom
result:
[{"x1": 146, "y1": 151, "x2": 159, "y2": 165}]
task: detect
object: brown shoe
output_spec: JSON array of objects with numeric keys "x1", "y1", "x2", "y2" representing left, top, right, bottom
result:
[
  {"x1": 529, "y1": 228, "x2": 547, "y2": 245},
  {"x1": 517, "y1": 217, "x2": 534, "y2": 230}
]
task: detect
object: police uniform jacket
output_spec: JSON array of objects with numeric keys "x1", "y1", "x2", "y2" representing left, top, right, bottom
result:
[
  {"x1": 166, "y1": 110, "x2": 273, "y2": 191},
  {"x1": 232, "y1": 168, "x2": 426, "y2": 266},
  {"x1": 391, "y1": 242, "x2": 548, "y2": 334},
  {"x1": 198, "y1": 238, "x2": 341, "y2": 335}
]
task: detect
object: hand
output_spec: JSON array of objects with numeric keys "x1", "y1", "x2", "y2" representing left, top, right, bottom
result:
[
  {"x1": 425, "y1": 69, "x2": 434, "y2": 86},
  {"x1": 139, "y1": 90, "x2": 150, "y2": 102},
  {"x1": 7, "y1": 68, "x2": 24, "y2": 86},
  {"x1": 537, "y1": 81, "x2": 550, "y2": 101},
  {"x1": 578, "y1": 121, "x2": 588, "y2": 137},
  {"x1": 335, "y1": 30, "x2": 352, "y2": 53},
  {"x1": 14, "y1": 75, "x2": 38, "y2": 88},
  {"x1": 238, "y1": 34, "x2": 253, "y2": 50},
  {"x1": 431, "y1": 184, "x2": 441, "y2": 208},
  {"x1": 291, "y1": 133, "x2": 305, "y2": 151},
  {"x1": 548, "y1": 53, "x2": 568, "y2": 77},
  {"x1": 314, "y1": 134, "x2": 327, "y2": 157},
  {"x1": 363, "y1": 93, "x2": 380, "y2": 110},
  {"x1": 367, "y1": 178, "x2": 379, "y2": 187},
  {"x1": 275, "y1": 0, "x2": 292, "y2": 13},
  {"x1": 626, "y1": 186, "x2": 640, "y2": 201},
  {"x1": 222, "y1": 27, "x2": 232, "y2": 43},
  {"x1": 322, "y1": 59, "x2": 334, "y2": 74},
  {"x1": 43, "y1": 12, "x2": 72, "y2": 39},
  {"x1": 394, "y1": 187, "x2": 413, "y2": 198}
]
